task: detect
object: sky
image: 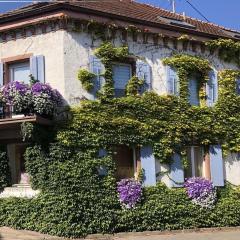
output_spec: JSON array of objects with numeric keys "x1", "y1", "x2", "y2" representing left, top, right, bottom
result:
[{"x1": 0, "y1": 0, "x2": 239, "y2": 31}]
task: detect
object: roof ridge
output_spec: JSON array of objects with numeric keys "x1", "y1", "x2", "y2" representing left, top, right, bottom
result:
[{"x1": 132, "y1": 0, "x2": 239, "y2": 33}]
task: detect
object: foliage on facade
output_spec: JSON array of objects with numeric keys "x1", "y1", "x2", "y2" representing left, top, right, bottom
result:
[
  {"x1": 206, "y1": 39, "x2": 240, "y2": 66},
  {"x1": 0, "y1": 41, "x2": 240, "y2": 237},
  {"x1": 77, "y1": 69, "x2": 96, "y2": 92},
  {"x1": 0, "y1": 146, "x2": 11, "y2": 191}
]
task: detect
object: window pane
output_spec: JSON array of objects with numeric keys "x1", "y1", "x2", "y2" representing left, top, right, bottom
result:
[
  {"x1": 184, "y1": 146, "x2": 203, "y2": 178},
  {"x1": 113, "y1": 146, "x2": 134, "y2": 180},
  {"x1": 194, "y1": 147, "x2": 203, "y2": 177},
  {"x1": 174, "y1": 77, "x2": 180, "y2": 95},
  {"x1": 113, "y1": 64, "x2": 131, "y2": 97},
  {"x1": 10, "y1": 62, "x2": 30, "y2": 84},
  {"x1": 188, "y1": 77, "x2": 199, "y2": 106}
]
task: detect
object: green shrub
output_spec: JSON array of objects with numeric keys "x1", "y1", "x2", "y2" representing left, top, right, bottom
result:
[{"x1": 0, "y1": 146, "x2": 11, "y2": 190}]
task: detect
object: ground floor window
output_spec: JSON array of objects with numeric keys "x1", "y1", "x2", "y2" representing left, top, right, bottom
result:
[
  {"x1": 113, "y1": 145, "x2": 141, "y2": 180},
  {"x1": 185, "y1": 146, "x2": 204, "y2": 178},
  {"x1": 7, "y1": 143, "x2": 29, "y2": 185}
]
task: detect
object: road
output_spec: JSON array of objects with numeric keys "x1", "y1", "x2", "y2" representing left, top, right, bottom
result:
[{"x1": 1, "y1": 227, "x2": 240, "y2": 240}]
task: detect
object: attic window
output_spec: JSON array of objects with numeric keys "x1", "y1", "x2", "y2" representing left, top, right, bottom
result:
[{"x1": 157, "y1": 16, "x2": 196, "y2": 29}]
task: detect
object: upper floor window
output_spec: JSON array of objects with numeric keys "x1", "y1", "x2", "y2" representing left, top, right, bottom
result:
[
  {"x1": 166, "y1": 66, "x2": 179, "y2": 95},
  {"x1": 0, "y1": 55, "x2": 45, "y2": 87},
  {"x1": 188, "y1": 76, "x2": 200, "y2": 106},
  {"x1": 90, "y1": 56, "x2": 151, "y2": 98},
  {"x1": 113, "y1": 63, "x2": 132, "y2": 97},
  {"x1": 9, "y1": 61, "x2": 30, "y2": 84},
  {"x1": 206, "y1": 70, "x2": 218, "y2": 106}
]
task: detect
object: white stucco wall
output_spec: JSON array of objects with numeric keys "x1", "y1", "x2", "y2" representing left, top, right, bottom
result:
[
  {"x1": 62, "y1": 29, "x2": 238, "y2": 104},
  {"x1": 0, "y1": 30, "x2": 65, "y2": 100},
  {"x1": 1, "y1": 28, "x2": 238, "y2": 104}
]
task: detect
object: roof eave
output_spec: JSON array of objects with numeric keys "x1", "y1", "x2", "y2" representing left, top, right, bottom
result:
[{"x1": 0, "y1": 2, "x2": 234, "y2": 40}]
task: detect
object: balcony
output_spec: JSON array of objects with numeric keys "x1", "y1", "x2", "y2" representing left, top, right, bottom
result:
[{"x1": 0, "y1": 107, "x2": 53, "y2": 143}]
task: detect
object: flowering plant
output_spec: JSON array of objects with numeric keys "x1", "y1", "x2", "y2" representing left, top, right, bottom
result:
[
  {"x1": 0, "y1": 81, "x2": 62, "y2": 117},
  {"x1": 0, "y1": 81, "x2": 32, "y2": 114},
  {"x1": 31, "y1": 82, "x2": 62, "y2": 116},
  {"x1": 117, "y1": 178, "x2": 142, "y2": 209},
  {"x1": 184, "y1": 177, "x2": 217, "y2": 208}
]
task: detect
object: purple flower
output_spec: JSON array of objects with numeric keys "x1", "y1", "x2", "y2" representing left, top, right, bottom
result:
[
  {"x1": 117, "y1": 178, "x2": 142, "y2": 209},
  {"x1": 31, "y1": 82, "x2": 62, "y2": 105},
  {"x1": 0, "y1": 81, "x2": 63, "y2": 116},
  {"x1": 184, "y1": 177, "x2": 216, "y2": 208}
]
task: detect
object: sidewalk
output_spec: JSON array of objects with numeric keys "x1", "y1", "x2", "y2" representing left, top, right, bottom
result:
[{"x1": 1, "y1": 227, "x2": 240, "y2": 240}]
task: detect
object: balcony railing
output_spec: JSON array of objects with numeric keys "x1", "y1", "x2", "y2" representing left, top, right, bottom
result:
[{"x1": 0, "y1": 106, "x2": 27, "y2": 119}]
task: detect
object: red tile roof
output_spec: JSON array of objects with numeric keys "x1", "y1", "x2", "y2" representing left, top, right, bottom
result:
[{"x1": 0, "y1": 0, "x2": 239, "y2": 40}]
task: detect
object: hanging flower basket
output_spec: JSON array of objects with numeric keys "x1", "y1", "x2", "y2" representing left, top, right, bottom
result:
[{"x1": 0, "y1": 81, "x2": 62, "y2": 117}]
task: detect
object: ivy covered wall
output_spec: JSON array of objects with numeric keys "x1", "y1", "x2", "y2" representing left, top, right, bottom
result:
[{"x1": 0, "y1": 35, "x2": 240, "y2": 237}]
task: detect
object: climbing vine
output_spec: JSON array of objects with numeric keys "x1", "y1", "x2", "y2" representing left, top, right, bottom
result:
[
  {"x1": 162, "y1": 54, "x2": 211, "y2": 105},
  {"x1": 206, "y1": 39, "x2": 240, "y2": 66},
  {"x1": 77, "y1": 69, "x2": 96, "y2": 92},
  {"x1": 125, "y1": 76, "x2": 144, "y2": 96},
  {"x1": 0, "y1": 41, "x2": 240, "y2": 238},
  {"x1": 94, "y1": 42, "x2": 129, "y2": 100}
]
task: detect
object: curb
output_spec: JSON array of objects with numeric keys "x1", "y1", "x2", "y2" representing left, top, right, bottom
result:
[{"x1": 85, "y1": 226, "x2": 240, "y2": 239}]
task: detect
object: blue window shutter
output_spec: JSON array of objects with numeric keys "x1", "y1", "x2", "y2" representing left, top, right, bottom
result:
[
  {"x1": 188, "y1": 77, "x2": 199, "y2": 106},
  {"x1": 37, "y1": 55, "x2": 45, "y2": 83},
  {"x1": 30, "y1": 56, "x2": 38, "y2": 81},
  {"x1": 136, "y1": 60, "x2": 152, "y2": 91},
  {"x1": 140, "y1": 146, "x2": 156, "y2": 186},
  {"x1": 207, "y1": 70, "x2": 218, "y2": 106},
  {"x1": 98, "y1": 149, "x2": 108, "y2": 176},
  {"x1": 30, "y1": 55, "x2": 45, "y2": 83},
  {"x1": 236, "y1": 78, "x2": 240, "y2": 95},
  {"x1": 0, "y1": 62, "x2": 3, "y2": 86},
  {"x1": 166, "y1": 66, "x2": 179, "y2": 95},
  {"x1": 89, "y1": 56, "x2": 105, "y2": 95},
  {"x1": 99, "y1": 149, "x2": 107, "y2": 157},
  {"x1": 113, "y1": 64, "x2": 131, "y2": 97},
  {"x1": 170, "y1": 153, "x2": 184, "y2": 187},
  {"x1": 210, "y1": 145, "x2": 224, "y2": 187}
]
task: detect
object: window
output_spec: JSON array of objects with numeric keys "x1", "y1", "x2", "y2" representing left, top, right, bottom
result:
[
  {"x1": 167, "y1": 66, "x2": 179, "y2": 95},
  {"x1": 184, "y1": 146, "x2": 204, "y2": 178},
  {"x1": 206, "y1": 70, "x2": 218, "y2": 106},
  {"x1": 9, "y1": 61, "x2": 30, "y2": 84},
  {"x1": 157, "y1": 16, "x2": 196, "y2": 29},
  {"x1": 8, "y1": 143, "x2": 29, "y2": 185},
  {"x1": 113, "y1": 63, "x2": 132, "y2": 97},
  {"x1": 113, "y1": 146, "x2": 140, "y2": 180},
  {"x1": 188, "y1": 77, "x2": 199, "y2": 106}
]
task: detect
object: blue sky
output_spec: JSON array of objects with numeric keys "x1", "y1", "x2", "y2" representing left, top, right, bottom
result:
[{"x1": 0, "y1": 0, "x2": 239, "y2": 31}]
